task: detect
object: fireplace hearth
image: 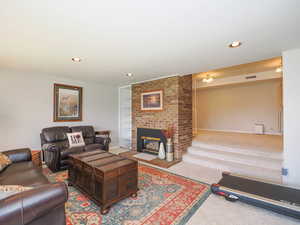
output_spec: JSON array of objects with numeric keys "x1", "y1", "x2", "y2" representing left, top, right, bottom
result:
[{"x1": 137, "y1": 128, "x2": 166, "y2": 155}]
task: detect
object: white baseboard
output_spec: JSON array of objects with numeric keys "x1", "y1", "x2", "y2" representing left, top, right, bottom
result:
[{"x1": 197, "y1": 128, "x2": 283, "y2": 136}]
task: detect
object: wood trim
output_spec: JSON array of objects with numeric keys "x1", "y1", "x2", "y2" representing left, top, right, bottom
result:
[
  {"x1": 53, "y1": 83, "x2": 83, "y2": 122},
  {"x1": 193, "y1": 57, "x2": 282, "y2": 80},
  {"x1": 140, "y1": 89, "x2": 164, "y2": 112},
  {"x1": 140, "y1": 89, "x2": 163, "y2": 95},
  {"x1": 54, "y1": 83, "x2": 82, "y2": 89}
]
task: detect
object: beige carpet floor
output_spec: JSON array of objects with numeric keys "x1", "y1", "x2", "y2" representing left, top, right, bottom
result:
[{"x1": 110, "y1": 148, "x2": 299, "y2": 225}]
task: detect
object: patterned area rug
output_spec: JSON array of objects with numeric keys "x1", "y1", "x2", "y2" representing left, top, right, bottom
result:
[{"x1": 45, "y1": 164, "x2": 210, "y2": 225}]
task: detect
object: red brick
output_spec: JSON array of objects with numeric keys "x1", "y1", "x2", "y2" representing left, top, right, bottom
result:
[{"x1": 131, "y1": 75, "x2": 192, "y2": 159}]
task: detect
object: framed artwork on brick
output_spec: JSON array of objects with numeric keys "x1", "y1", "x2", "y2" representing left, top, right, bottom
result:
[
  {"x1": 53, "y1": 83, "x2": 82, "y2": 122},
  {"x1": 141, "y1": 90, "x2": 163, "y2": 111}
]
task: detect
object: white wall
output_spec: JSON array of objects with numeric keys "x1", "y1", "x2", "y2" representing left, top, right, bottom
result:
[
  {"x1": 0, "y1": 70, "x2": 119, "y2": 150},
  {"x1": 195, "y1": 79, "x2": 282, "y2": 134},
  {"x1": 282, "y1": 48, "x2": 300, "y2": 187}
]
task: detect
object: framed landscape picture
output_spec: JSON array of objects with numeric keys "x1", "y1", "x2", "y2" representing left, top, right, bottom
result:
[
  {"x1": 141, "y1": 90, "x2": 163, "y2": 111},
  {"x1": 53, "y1": 83, "x2": 82, "y2": 122}
]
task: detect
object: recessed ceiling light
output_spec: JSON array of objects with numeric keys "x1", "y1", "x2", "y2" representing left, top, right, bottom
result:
[
  {"x1": 228, "y1": 41, "x2": 242, "y2": 48},
  {"x1": 126, "y1": 73, "x2": 133, "y2": 77},
  {"x1": 72, "y1": 57, "x2": 81, "y2": 62},
  {"x1": 276, "y1": 67, "x2": 282, "y2": 73}
]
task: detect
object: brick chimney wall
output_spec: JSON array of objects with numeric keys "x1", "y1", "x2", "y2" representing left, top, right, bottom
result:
[{"x1": 131, "y1": 75, "x2": 192, "y2": 159}]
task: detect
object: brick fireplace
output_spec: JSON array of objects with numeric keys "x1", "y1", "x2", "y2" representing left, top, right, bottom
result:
[{"x1": 131, "y1": 75, "x2": 192, "y2": 160}]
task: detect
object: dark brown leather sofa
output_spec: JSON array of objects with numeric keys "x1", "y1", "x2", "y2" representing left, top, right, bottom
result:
[
  {"x1": 0, "y1": 148, "x2": 68, "y2": 225},
  {"x1": 41, "y1": 126, "x2": 111, "y2": 172}
]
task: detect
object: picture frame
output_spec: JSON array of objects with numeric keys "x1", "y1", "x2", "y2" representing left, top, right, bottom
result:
[
  {"x1": 53, "y1": 83, "x2": 82, "y2": 122},
  {"x1": 141, "y1": 90, "x2": 163, "y2": 111}
]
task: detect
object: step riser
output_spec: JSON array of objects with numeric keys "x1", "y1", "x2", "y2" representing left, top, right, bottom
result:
[
  {"x1": 192, "y1": 141, "x2": 282, "y2": 160},
  {"x1": 183, "y1": 155, "x2": 281, "y2": 182},
  {"x1": 187, "y1": 148, "x2": 282, "y2": 170}
]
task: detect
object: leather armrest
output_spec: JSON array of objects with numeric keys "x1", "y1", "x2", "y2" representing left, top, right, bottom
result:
[
  {"x1": 0, "y1": 182, "x2": 68, "y2": 225},
  {"x1": 42, "y1": 143, "x2": 60, "y2": 152},
  {"x1": 42, "y1": 144, "x2": 61, "y2": 172},
  {"x1": 2, "y1": 148, "x2": 32, "y2": 163},
  {"x1": 95, "y1": 136, "x2": 111, "y2": 151},
  {"x1": 95, "y1": 136, "x2": 111, "y2": 145}
]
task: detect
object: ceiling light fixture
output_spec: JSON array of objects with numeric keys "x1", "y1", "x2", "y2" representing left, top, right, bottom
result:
[
  {"x1": 202, "y1": 75, "x2": 214, "y2": 83},
  {"x1": 126, "y1": 73, "x2": 133, "y2": 77},
  {"x1": 228, "y1": 41, "x2": 242, "y2": 48},
  {"x1": 276, "y1": 67, "x2": 282, "y2": 73},
  {"x1": 72, "y1": 57, "x2": 82, "y2": 62}
]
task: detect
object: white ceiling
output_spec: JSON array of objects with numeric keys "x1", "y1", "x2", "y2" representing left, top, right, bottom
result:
[{"x1": 1, "y1": 0, "x2": 300, "y2": 86}]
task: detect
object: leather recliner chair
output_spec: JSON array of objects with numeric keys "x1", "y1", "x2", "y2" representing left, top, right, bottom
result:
[{"x1": 41, "y1": 126, "x2": 111, "y2": 172}]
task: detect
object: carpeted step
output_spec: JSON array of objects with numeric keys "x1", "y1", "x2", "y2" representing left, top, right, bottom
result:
[
  {"x1": 187, "y1": 146, "x2": 282, "y2": 170},
  {"x1": 192, "y1": 141, "x2": 282, "y2": 160},
  {"x1": 182, "y1": 153, "x2": 282, "y2": 183}
]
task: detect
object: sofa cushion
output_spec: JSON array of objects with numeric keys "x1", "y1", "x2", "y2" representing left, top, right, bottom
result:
[
  {"x1": 71, "y1": 126, "x2": 95, "y2": 138},
  {"x1": 84, "y1": 137, "x2": 94, "y2": 145},
  {"x1": 84, "y1": 144, "x2": 103, "y2": 152},
  {"x1": 0, "y1": 162, "x2": 49, "y2": 186},
  {"x1": 42, "y1": 126, "x2": 70, "y2": 143},
  {"x1": 55, "y1": 140, "x2": 69, "y2": 150},
  {"x1": 60, "y1": 146, "x2": 85, "y2": 159},
  {"x1": 0, "y1": 153, "x2": 12, "y2": 172}
]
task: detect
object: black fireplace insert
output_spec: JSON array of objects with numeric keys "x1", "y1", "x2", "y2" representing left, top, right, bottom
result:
[{"x1": 137, "y1": 128, "x2": 166, "y2": 155}]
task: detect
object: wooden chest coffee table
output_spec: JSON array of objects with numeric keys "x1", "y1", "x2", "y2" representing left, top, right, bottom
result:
[{"x1": 68, "y1": 150, "x2": 138, "y2": 214}]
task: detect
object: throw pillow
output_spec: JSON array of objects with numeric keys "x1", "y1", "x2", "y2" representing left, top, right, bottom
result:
[
  {"x1": 0, "y1": 185, "x2": 33, "y2": 200},
  {"x1": 0, "y1": 153, "x2": 12, "y2": 172},
  {"x1": 67, "y1": 132, "x2": 85, "y2": 148}
]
